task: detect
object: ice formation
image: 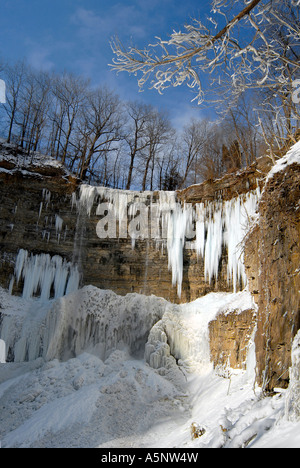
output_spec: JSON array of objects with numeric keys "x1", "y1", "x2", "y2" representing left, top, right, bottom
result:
[
  {"x1": 55, "y1": 215, "x2": 63, "y2": 242},
  {"x1": 6, "y1": 180, "x2": 261, "y2": 305},
  {"x1": 76, "y1": 184, "x2": 260, "y2": 297},
  {"x1": 145, "y1": 290, "x2": 256, "y2": 375},
  {"x1": 286, "y1": 330, "x2": 300, "y2": 422},
  {"x1": 0, "y1": 339, "x2": 6, "y2": 363},
  {"x1": 10, "y1": 249, "x2": 80, "y2": 301},
  {"x1": 0, "y1": 286, "x2": 168, "y2": 363},
  {"x1": 0, "y1": 283, "x2": 256, "y2": 372}
]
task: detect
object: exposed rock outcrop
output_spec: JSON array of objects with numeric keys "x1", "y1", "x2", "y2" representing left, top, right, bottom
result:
[
  {"x1": 244, "y1": 152, "x2": 300, "y2": 391},
  {"x1": 209, "y1": 308, "x2": 257, "y2": 372}
]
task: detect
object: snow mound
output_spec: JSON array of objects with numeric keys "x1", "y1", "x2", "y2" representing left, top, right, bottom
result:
[{"x1": 0, "y1": 352, "x2": 187, "y2": 448}]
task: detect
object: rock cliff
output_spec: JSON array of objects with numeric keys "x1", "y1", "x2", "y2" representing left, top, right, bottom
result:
[{"x1": 245, "y1": 144, "x2": 300, "y2": 391}]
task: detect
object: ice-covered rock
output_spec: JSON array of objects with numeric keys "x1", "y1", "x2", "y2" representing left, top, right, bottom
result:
[{"x1": 145, "y1": 289, "x2": 256, "y2": 375}]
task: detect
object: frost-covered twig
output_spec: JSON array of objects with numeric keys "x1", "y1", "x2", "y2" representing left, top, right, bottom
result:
[{"x1": 110, "y1": 0, "x2": 300, "y2": 110}]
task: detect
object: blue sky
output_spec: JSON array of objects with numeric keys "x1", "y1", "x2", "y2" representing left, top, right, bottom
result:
[{"x1": 0, "y1": 0, "x2": 215, "y2": 128}]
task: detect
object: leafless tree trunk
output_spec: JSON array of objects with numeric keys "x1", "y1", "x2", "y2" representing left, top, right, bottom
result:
[
  {"x1": 4, "y1": 61, "x2": 26, "y2": 143},
  {"x1": 51, "y1": 73, "x2": 89, "y2": 165},
  {"x1": 77, "y1": 86, "x2": 123, "y2": 180},
  {"x1": 124, "y1": 101, "x2": 151, "y2": 190},
  {"x1": 178, "y1": 118, "x2": 208, "y2": 188},
  {"x1": 141, "y1": 109, "x2": 173, "y2": 191}
]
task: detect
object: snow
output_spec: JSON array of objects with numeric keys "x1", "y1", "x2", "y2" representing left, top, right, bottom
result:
[
  {"x1": 0, "y1": 138, "x2": 69, "y2": 177},
  {"x1": 0, "y1": 285, "x2": 300, "y2": 448},
  {"x1": 285, "y1": 330, "x2": 300, "y2": 422},
  {"x1": 267, "y1": 140, "x2": 300, "y2": 181}
]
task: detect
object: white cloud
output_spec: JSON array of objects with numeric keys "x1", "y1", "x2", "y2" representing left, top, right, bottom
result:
[
  {"x1": 70, "y1": 4, "x2": 150, "y2": 43},
  {"x1": 70, "y1": 8, "x2": 105, "y2": 38},
  {"x1": 27, "y1": 46, "x2": 55, "y2": 71},
  {"x1": 170, "y1": 103, "x2": 205, "y2": 131}
]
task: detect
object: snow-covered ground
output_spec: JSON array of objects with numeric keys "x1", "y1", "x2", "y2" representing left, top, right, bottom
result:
[{"x1": 0, "y1": 286, "x2": 300, "y2": 449}]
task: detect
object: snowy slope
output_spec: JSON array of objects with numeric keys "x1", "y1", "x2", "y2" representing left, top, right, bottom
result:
[{"x1": 0, "y1": 286, "x2": 300, "y2": 448}]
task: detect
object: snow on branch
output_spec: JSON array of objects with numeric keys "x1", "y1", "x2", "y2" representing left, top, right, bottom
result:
[{"x1": 110, "y1": 0, "x2": 300, "y2": 107}]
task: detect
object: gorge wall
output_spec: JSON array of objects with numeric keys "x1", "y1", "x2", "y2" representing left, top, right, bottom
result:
[
  {"x1": 245, "y1": 146, "x2": 300, "y2": 391},
  {"x1": 0, "y1": 139, "x2": 299, "y2": 392}
]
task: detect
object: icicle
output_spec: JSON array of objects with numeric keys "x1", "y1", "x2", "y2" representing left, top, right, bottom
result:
[
  {"x1": 0, "y1": 339, "x2": 5, "y2": 363},
  {"x1": 75, "y1": 182, "x2": 260, "y2": 297},
  {"x1": 55, "y1": 215, "x2": 63, "y2": 234},
  {"x1": 79, "y1": 185, "x2": 97, "y2": 216},
  {"x1": 12, "y1": 250, "x2": 80, "y2": 301},
  {"x1": 42, "y1": 189, "x2": 51, "y2": 207},
  {"x1": 165, "y1": 202, "x2": 193, "y2": 298},
  {"x1": 71, "y1": 192, "x2": 78, "y2": 211},
  {"x1": 55, "y1": 215, "x2": 63, "y2": 242},
  {"x1": 204, "y1": 203, "x2": 224, "y2": 284},
  {"x1": 193, "y1": 190, "x2": 260, "y2": 291},
  {"x1": 38, "y1": 202, "x2": 43, "y2": 220},
  {"x1": 195, "y1": 203, "x2": 205, "y2": 258}
]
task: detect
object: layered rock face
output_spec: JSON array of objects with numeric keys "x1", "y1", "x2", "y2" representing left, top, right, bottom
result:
[
  {"x1": 245, "y1": 156, "x2": 300, "y2": 391},
  {"x1": 209, "y1": 308, "x2": 257, "y2": 372}
]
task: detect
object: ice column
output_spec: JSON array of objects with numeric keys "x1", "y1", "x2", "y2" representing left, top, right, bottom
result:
[
  {"x1": 166, "y1": 203, "x2": 193, "y2": 297},
  {"x1": 12, "y1": 249, "x2": 80, "y2": 301},
  {"x1": 223, "y1": 190, "x2": 260, "y2": 291},
  {"x1": 0, "y1": 339, "x2": 6, "y2": 363}
]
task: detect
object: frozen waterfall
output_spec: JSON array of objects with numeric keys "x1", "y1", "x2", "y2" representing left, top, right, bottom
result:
[
  {"x1": 7, "y1": 183, "x2": 260, "y2": 302},
  {"x1": 10, "y1": 249, "x2": 80, "y2": 301},
  {"x1": 77, "y1": 185, "x2": 260, "y2": 297},
  {"x1": 0, "y1": 286, "x2": 168, "y2": 363}
]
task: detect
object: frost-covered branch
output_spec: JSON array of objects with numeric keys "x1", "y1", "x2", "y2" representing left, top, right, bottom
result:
[{"x1": 110, "y1": 0, "x2": 300, "y2": 108}]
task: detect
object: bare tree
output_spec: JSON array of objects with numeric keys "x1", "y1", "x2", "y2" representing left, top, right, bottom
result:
[
  {"x1": 225, "y1": 94, "x2": 265, "y2": 167},
  {"x1": 3, "y1": 61, "x2": 26, "y2": 143},
  {"x1": 51, "y1": 73, "x2": 89, "y2": 165},
  {"x1": 123, "y1": 101, "x2": 151, "y2": 190},
  {"x1": 178, "y1": 118, "x2": 208, "y2": 188},
  {"x1": 140, "y1": 108, "x2": 173, "y2": 191},
  {"x1": 16, "y1": 68, "x2": 52, "y2": 153},
  {"x1": 76, "y1": 86, "x2": 123, "y2": 180}
]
